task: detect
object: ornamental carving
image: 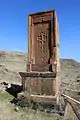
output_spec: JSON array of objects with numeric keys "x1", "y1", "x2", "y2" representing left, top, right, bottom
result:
[{"x1": 37, "y1": 31, "x2": 47, "y2": 52}]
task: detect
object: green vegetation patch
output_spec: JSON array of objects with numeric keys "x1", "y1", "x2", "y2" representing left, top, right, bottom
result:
[{"x1": 0, "y1": 91, "x2": 13, "y2": 101}]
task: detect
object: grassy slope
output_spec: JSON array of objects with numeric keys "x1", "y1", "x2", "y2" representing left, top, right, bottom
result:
[{"x1": 0, "y1": 91, "x2": 63, "y2": 120}]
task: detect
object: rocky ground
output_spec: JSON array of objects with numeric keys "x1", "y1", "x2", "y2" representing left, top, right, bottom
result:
[
  {"x1": 61, "y1": 59, "x2": 80, "y2": 101},
  {"x1": 0, "y1": 50, "x2": 80, "y2": 120}
]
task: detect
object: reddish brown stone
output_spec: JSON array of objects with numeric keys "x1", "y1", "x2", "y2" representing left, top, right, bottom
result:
[
  {"x1": 19, "y1": 10, "x2": 61, "y2": 105},
  {"x1": 27, "y1": 10, "x2": 60, "y2": 72}
]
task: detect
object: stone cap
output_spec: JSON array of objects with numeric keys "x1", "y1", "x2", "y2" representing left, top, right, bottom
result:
[
  {"x1": 19, "y1": 71, "x2": 56, "y2": 78},
  {"x1": 29, "y1": 10, "x2": 56, "y2": 16}
]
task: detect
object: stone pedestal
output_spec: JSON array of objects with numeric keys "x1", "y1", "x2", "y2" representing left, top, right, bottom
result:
[{"x1": 19, "y1": 72, "x2": 61, "y2": 104}]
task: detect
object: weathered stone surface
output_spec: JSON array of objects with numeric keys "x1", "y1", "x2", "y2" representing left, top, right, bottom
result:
[
  {"x1": 19, "y1": 10, "x2": 60, "y2": 104},
  {"x1": 19, "y1": 72, "x2": 56, "y2": 78},
  {"x1": 27, "y1": 10, "x2": 60, "y2": 73},
  {"x1": 20, "y1": 73, "x2": 56, "y2": 96}
]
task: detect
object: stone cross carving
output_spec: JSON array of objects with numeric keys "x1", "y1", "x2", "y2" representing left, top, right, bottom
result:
[{"x1": 37, "y1": 31, "x2": 47, "y2": 52}]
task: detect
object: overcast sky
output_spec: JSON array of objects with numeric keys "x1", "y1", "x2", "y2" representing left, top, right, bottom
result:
[{"x1": 0, "y1": 0, "x2": 80, "y2": 61}]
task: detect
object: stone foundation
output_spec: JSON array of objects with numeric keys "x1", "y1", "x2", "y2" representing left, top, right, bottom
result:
[{"x1": 19, "y1": 72, "x2": 61, "y2": 104}]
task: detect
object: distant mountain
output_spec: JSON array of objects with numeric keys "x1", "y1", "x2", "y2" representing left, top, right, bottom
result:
[{"x1": 0, "y1": 51, "x2": 26, "y2": 84}]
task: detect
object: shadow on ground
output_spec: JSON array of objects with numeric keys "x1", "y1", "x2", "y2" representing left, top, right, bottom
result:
[{"x1": 10, "y1": 96, "x2": 65, "y2": 116}]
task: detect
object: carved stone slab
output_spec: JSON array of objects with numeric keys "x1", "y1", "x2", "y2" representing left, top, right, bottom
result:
[{"x1": 27, "y1": 10, "x2": 60, "y2": 72}]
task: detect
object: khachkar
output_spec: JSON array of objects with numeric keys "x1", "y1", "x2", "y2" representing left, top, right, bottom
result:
[{"x1": 19, "y1": 10, "x2": 61, "y2": 105}]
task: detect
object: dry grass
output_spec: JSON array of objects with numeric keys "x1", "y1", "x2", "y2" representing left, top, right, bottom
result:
[{"x1": 0, "y1": 91, "x2": 63, "y2": 120}]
